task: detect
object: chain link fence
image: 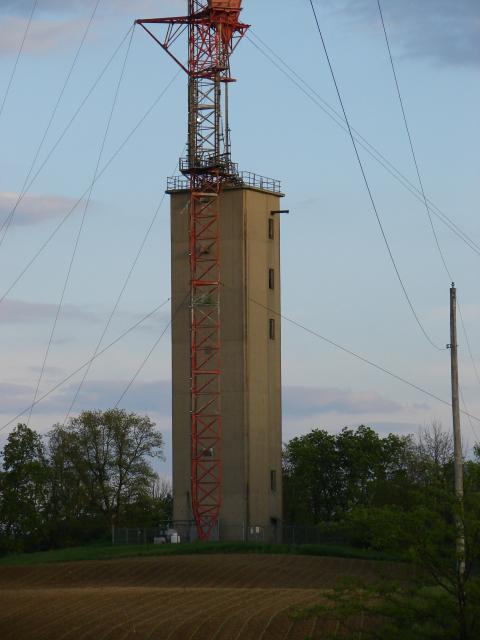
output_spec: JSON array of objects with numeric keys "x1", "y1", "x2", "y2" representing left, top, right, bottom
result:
[{"x1": 112, "y1": 522, "x2": 349, "y2": 546}]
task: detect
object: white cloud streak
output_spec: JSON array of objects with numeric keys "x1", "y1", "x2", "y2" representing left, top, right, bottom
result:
[
  {"x1": 0, "y1": 16, "x2": 86, "y2": 55},
  {"x1": 283, "y1": 385, "x2": 404, "y2": 417},
  {"x1": 0, "y1": 299, "x2": 97, "y2": 324},
  {"x1": 0, "y1": 192, "x2": 81, "y2": 226}
]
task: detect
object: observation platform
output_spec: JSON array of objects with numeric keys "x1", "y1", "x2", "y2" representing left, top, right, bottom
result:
[{"x1": 167, "y1": 171, "x2": 283, "y2": 197}]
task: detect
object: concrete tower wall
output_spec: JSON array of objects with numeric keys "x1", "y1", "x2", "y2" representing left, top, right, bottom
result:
[{"x1": 170, "y1": 186, "x2": 283, "y2": 540}]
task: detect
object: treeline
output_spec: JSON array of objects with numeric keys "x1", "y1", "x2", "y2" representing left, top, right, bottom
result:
[
  {"x1": 284, "y1": 424, "x2": 480, "y2": 638},
  {"x1": 283, "y1": 423, "x2": 480, "y2": 551},
  {"x1": 0, "y1": 410, "x2": 171, "y2": 554},
  {"x1": 3, "y1": 417, "x2": 480, "y2": 559}
]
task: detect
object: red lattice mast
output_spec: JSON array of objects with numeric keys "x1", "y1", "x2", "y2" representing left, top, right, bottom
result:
[{"x1": 136, "y1": 1, "x2": 248, "y2": 541}]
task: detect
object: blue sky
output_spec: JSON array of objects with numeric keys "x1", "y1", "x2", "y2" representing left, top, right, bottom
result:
[{"x1": 0, "y1": 0, "x2": 479, "y2": 477}]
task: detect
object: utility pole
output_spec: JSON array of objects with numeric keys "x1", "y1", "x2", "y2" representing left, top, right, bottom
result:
[{"x1": 449, "y1": 282, "x2": 465, "y2": 576}]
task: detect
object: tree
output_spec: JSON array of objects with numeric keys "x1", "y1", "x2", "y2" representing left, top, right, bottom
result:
[
  {"x1": 282, "y1": 426, "x2": 414, "y2": 525},
  {"x1": 0, "y1": 424, "x2": 50, "y2": 552},
  {"x1": 283, "y1": 429, "x2": 341, "y2": 523},
  {"x1": 295, "y1": 485, "x2": 480, "y2": 640},
  {"x1": 122, "y1": 475, "x2": 173, "y2": 527},
  {"x1": 49, "y1": 409, "x2": 164, "y2": 527},
  {"x1": 413, "y1": 421, "x2": 454, "y2": 488},
  {"x1": 292, "y1": 423, "x2": 480, "y2": 639}
]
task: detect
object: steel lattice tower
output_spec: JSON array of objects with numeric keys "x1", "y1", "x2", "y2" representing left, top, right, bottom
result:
[{"x1": 136, "y1": 1, "x2": 248, "y2": 541}]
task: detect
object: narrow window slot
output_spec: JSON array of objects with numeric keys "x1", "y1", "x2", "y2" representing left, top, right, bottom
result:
[
  {"x1": 270, "y1": 470, "x2": 277, "y2": 492},
  {"x1": 268, "y1": 218, "x2": 274, "y2": 240},
  {"x1": 269, "y1": 319, "x2": 275, "y2": 340},
  {"x1": 268, "y1": 268, "x2": 275, "y2": 290}
]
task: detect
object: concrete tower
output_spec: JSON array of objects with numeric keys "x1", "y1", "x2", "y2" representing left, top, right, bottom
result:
[
  {"x1": 168, "y1": 180, "x2": 284, "y2": 540},
  {"x1": 137, "y1": 2, "x2": 284, "y2": 540}
]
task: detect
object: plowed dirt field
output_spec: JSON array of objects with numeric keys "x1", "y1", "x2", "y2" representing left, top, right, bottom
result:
[{"x1": 0, "y1": 554, "x2": 407, "y2": 639}]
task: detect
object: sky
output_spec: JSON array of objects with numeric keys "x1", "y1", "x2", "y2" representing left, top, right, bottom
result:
[{"x1": 0, "y1": 0, "x2": 479, "y2": 479}]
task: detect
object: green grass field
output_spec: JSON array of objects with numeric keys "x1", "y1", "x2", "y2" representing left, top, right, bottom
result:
[{"x1": 0, "y1": 540, "x2": 405, "y2": 566}]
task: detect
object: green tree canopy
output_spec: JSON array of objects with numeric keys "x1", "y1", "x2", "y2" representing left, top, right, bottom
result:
[
  {"x1": 0, "y1": 424, "x2": 50, "y2": 552},
  {"x1": 48, "y1": 409, "x2": 164, "y2": 526},
  {"x1": 283, "y1": 426, "x2": 415, "y2": 524}
]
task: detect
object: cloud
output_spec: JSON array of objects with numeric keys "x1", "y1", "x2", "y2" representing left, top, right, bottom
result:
[
  {"x1": 0, "y1": 379, "x2": 172, "y2": 418},
  {"x1": 340, "y1": 0, "x2": 480, "y2": 67},
  {"x1": 58, "y1": 379, "x2": 172, "y2": 416},
  {"x1": 366, "y1": 421, "x2": 421, "y2": 436},
  {"x1": 0, "y1": 192, "x2": 79, "y2": 226},
  {"x1": 0, "y1": 382, "x2": 35, "y2": 414},
  {"x1": 29, "y1": 365, "x2": 64, "y2": 376},
  {"x1": 0, "y1": 299, "x2": 97, "y2": 324},
  {"x1": 0, "y1": 379, "x2": 406, "y2": 425},
  {"x1": 0, "y1": 0, "x2": 183, "y2": 17},
  {"x1": 0, "y1": 2, "x2": 186, "y2": 55},
  {"x1": 0, "y1": 16, "x2": 87, "y2": 55},
  {"x1": 283, "y1": 385, "x2": 403, "y2": 417}
]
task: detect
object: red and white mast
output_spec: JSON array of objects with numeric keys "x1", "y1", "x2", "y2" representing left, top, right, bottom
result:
[{"x1": 136, "y1": 1, "x2": 248, "y2": 541}]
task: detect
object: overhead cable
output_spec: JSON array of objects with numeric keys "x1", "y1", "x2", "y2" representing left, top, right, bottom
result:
[
  {"x1": 307, "y1": 0, "x2": 443, "y2": 351},
  {"x1": 0, "y1": 0, "x2": 38, "y2": 122},
  {"x1": 0, "y1": 0, "x2": 103, "y2": 249},
  {"x1": 114, "y1": 315, "x2": 175, "y2": 409},
  {"x1": 114, "y1": 295, "x2": 188, "y2": 410},
  {"x1": 250, "y1": 298, "x2": 480, "y2": 425},
  {"x1": 27, "y1": 26, "x2": 136, "y2": 426},
  {"x1": 376, "y1": 0, "x2": 452, "y2": 281},
  {"x1": 0, "y1": 24, "x2": 135, "y2": 239},
  {"x1": 377, "y1": 1, "x2": 480, "y2": 404},
  {"x1": 63, "y1": 150, "x2": 185, "y2": 424},
  {"x1": 459, "y1": 386, "x2": 479, "y2": 443},
  {"x1": 0, "y1": 71, "x2": 180, "y2": 305},
  {"x1": 247, "y1": 31, "x2": 480, "y2": 259},
  {"x1": 0, "y1": 299, "x2": 171, "y2": 432}
]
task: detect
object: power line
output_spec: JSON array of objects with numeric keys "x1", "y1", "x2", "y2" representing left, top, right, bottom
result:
[
  {"x1": 459, "y1": 386, "x2": 479, "y2": 443},
  {"x1": 307, "y1": 0, "x2": 443, "y2": 351},
  {"x1": 458, "y1": 302, "x2": 480, "y2": 389},
  {"x1": 377, "y1": 2, "x2": 480, "y2": 408},
  {"x1": 0, "y1": 24, "x2": 134, "y2": 239},
  {"x1": 114, "y1": 295, "x2": 188, "y2": 410},
  {"x1": 63, "y1": 149, "x2": 185, "y2": 424},
  {"x1": 376, "y1": 0, "x2": 452, "y2": 282},
  {"x1": 27, "y1": 26, "x2": 136, "y2": 426},
  {"x1": 0, "y1": 0, "x2": 38, "y2": 122},
  {"x1": 0, "y1": 299, "x2": 171, "y2": 433},
  {"x1": 115, "y1": 316, "x2": 174, "y2": 409},
  {"x1": 252, "y1": 27, "x2": 480, "y2": 402},
  {"x1": 250, "y1": 298, "x2": 480, "y2": 425},
  {"x1": 0, "y1": 0, "x2": 102, "y2": 249},
  {"x1": 246, "y1": 31, "x2": 480, "y2": 259},
  {"x1": 63, "y1": 191, "x2": 167, "y2": 422},
  {"x1": 458, "y1": 298, "x2": 480, "y2": 435},
  {"x1": 0, "y1": 70, "x2": 180, "y2": 306}
]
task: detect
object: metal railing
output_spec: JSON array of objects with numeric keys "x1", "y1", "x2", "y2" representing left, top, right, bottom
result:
[
  {"x1": 238, "y1": 171, "x2": 282, "y2": 194},
  {"x1": 179, "y1": 153, "x2": 238, "y2": 176},
  {"x1": 167, "y1": 171, "x2": 282, "y2": 195}
]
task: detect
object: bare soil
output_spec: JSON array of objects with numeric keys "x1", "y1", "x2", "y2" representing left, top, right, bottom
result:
[{"x1": 0, "y1": 554, "x2": 409, "y2": 639}]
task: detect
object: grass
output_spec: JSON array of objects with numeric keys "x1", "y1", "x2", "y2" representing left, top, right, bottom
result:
[{"x1": 0, "y1": 541, "x2": 406, "y2": 567}]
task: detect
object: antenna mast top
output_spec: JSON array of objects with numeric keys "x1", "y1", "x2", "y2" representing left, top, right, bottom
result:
[{"x1": 136, "y1": 1, "x2": 248, "y2": 176}]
